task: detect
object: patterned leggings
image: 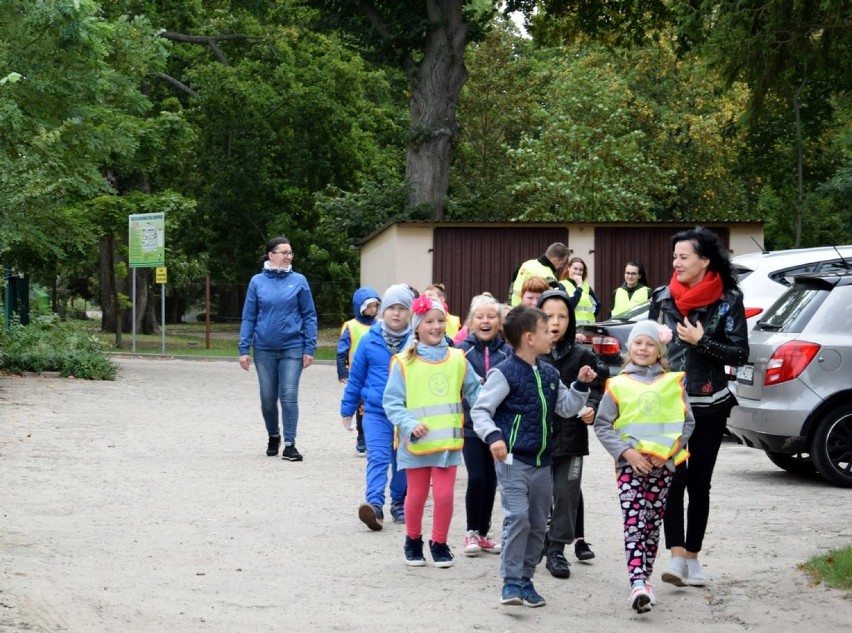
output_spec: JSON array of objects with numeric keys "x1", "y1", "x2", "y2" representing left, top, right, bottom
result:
[{"x1": 617, "y1": 465, "x2": 672, "y2": 585}]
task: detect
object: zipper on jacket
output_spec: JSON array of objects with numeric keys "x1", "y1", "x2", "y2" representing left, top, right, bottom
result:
[
  {"x1": 509, "y1": 414, "x2": 521, "y2": 453},
  {"x1": 534, "y1": 369, "x2": 548, "y2": 466}
]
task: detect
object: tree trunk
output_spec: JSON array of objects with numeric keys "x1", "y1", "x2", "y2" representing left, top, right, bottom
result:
[
  {"x1": 99, "y1": 233, "x2": 123, "y2": 347},
  {"x1": 793, "y1": 75, "x2": 806, "y2": 249},
  {"x1": 405, "y1": 0, "x2": 469, "y2": 220}
]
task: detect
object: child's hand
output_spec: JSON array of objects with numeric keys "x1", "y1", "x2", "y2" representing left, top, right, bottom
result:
[
  {"x1": 490, "y1": 440, "x2": 508, "y2": 462},
  {"x1": 342, "y1": 416, "x2": 354, "y2": 431},
  {"x1": 579, "y1": 406, "x2": 595, "y2": 424},
  {"x1": 411, "y1": 423, "x2": 429, "y2": 439},
  {"x1": 339, "y1": 377, "x2": 348, "y2": 385},
  {"x1": 649, "y1": 456, "x2": 666, "y2": 469},
  {"x1": 577, "y1": 365, "x2": 597, "y2": 383},
  {"x1": 622, "y1": 448, "x2": 652, "y2": 474}
]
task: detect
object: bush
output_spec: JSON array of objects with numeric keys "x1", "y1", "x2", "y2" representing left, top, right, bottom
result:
[{"x1": 0, "y1": 319, "x2": 118, "y2": 380}]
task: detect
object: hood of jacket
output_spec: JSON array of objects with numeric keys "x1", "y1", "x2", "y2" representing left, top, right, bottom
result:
[
  {"x1": 352, "y1": 286, "x2": 381, "y2": 325},
  {"x1": 537, "y1": 288, "x2": 577, "y2": 345}
]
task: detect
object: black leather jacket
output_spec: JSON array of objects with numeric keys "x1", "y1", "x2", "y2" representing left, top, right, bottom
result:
[{"x1": 648, "y1": 285, "x2": 749, "y2": 404}]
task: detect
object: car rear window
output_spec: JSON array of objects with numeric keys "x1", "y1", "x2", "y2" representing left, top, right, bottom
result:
[
  {"x1": 755, "y1": 285, "x2": 829, "y2": 332},
  {"x1": 732, "y1": 264, "x2": 753, "y2": 284}
]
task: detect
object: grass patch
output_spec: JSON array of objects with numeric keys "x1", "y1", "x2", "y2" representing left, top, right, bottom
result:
[
  {"x1": 800, "y1": 545, "x2": 852, "y2": 595},
  {"x1": 72, "y1": 320, "x2": 339, "y2": 360}
]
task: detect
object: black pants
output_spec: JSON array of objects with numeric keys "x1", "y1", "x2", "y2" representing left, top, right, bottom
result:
[
  {"x1": 548, "y1": 455, "x2": 584, "y2": 547},
  {"x1": 462, "y1": 435, "x2": 497, "y2": 535},
  {"x1": 663, "y1": 409, "x2": 728, "y2": 553}
]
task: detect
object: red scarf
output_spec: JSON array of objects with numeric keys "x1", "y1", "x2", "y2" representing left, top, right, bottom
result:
[{"x1": 668, "y1": 270, "x2": 724, "y2": 316}]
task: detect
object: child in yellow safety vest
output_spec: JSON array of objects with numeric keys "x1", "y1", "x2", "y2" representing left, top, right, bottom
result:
[
  {"x1": 383, "y1": 295, "x2": 482, "y2": 568},
  {"x1": 593, "y1": 320, "x2": 695, "y2": 615}
]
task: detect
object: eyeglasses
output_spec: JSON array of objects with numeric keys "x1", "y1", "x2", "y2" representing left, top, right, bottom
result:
[
  {"x1": 273, "y1": 250, "x2": 294, "y2": 256},
  {"x1": 624, "y1": 272, "x2": 639, "y2": 276}
]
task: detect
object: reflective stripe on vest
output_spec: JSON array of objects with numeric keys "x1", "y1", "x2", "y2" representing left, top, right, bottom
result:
[
  {"x1": 612, "y1": 286, "x2": 650, "y2": 317},
  {"x1": 608, "y1": 371, "x2": 690, "y2": 464},
  {"x1": 560, "y1": 280, "x2": 596, "y2": 323},
  {"x1": 511, "y1": 259, "x2": 556, "y2": 306},
  {"x1": 342, "y1": 319, "x2": 371, "y2": 364},
  {"x1": 394, "y1": 348, "x2": 467, "y2": 454}
]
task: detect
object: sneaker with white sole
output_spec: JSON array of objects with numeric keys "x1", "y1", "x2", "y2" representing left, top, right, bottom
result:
[
  {"x1": 463, "y1": 530, "x2": 481, "y2": 556},
  {"x1": 429, "y1": 540, "x2": 455, "y2": 568},
  {"x1": 661, "y1": 556, "x2": 688, "y2": 587},
  {"x1": 629, "y1": 585, "x2": 652, "y2": 614},
  {"x1": 686, "y1": 558, "x2": 708, "y2": 586},
  {"x1": 646, "y1": 581, "x2": 657, "y2": 605},
  {"x1": 404, "y1": 535, "x2": 427, "y2": 567},
  {"x1": 477, "y1": 532, "x2": 502, "y2": 554}
]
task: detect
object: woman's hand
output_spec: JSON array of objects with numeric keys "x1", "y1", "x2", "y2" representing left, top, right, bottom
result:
[
  {"x1": 239, "y1": 354, "x2": 251, "y2": 371},
  {"x1": 342, "y1": 416, "x2": 354, "y2": 431},
  {"x1": 303, "y1": 354, "x2": 314, "y2": 368},
  {"x1": 676, "y1": 319, "x2": 704, "y2": 345}
]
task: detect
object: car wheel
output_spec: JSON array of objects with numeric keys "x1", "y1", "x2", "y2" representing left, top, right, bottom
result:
[
  {"x1": 764, "y1": 450, "x2": 817, "y2": 476},
  {"x1": 809, "y1": 403, "x2": 852, "y2": 488}
]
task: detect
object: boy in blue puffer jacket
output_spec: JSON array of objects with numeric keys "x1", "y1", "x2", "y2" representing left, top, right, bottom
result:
[
  {"x1": 472, "y1": 306, "x2": 596, "y2": 609},
  {"x1": 337, "y1": 287, "x2": 381, "y2": 455}
]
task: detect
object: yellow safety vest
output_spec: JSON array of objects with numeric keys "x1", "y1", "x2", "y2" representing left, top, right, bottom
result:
[
  {"x1": 510, "y1": 259, "x2": 557, "y2": 306},
  {"x1": 607, "y1": 371, "x2": 690, "y2": 465},
  {"x1": 560, "y1": 280, "x2": 596, "y2": 323},
  {"x1": 340, "y1": 319, "x2": 371, "y2": 365},
  {"x1": 392, "y1": 348, "x2": 467, "y2": 454},
  {"x1": 612, "y1": 286, "x2": 650, "y2": 318},
  {"x1": 445, "y1": 314, "x2": 461, "y2": 339}
]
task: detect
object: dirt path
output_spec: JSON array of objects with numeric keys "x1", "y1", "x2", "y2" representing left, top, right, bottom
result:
[{"x1": 1, "y1": 358, "x2": 850, "y2": 632}]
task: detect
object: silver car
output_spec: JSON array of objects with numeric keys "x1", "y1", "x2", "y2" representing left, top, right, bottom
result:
[{"x1": 728, "y1": 272, "x2": 852, "y2": 487}]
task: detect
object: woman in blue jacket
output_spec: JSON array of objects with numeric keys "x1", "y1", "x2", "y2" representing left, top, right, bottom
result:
[{"x1": 239, "y1": 237, "x2": 318, "y2": 462}]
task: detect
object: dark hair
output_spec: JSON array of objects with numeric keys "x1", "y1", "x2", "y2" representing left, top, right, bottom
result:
[
  {"x1": 263, "y1": 236, "x2": 290, "y2": 262},
  {"x1": 502, "y1": 305, "x2": 546, "y2": 349},
  {"x1": 626, "y1": 260, "x2": 648, "y2": 287},
  {"x1": 671, "y1": 226, "x2": 737, "y2": 290},
  {"x1": 561, "y1": 257, "x2": 587, "y2": 282}
]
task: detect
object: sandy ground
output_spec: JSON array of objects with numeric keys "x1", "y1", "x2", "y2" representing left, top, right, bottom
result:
[{"x1": 1, "y1": 357, "x2": 851, "y2": 633}]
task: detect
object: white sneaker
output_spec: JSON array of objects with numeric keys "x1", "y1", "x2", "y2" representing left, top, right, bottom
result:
[
  {"x1": 463, "y1": 530, "x2": 481, "y2": 556},
  {"x1": 629, "y1": 585, "x2": 652, "y2": 614},
  {"x1": 646, "y1": 581, "x2": 657, "y2": 605},
  {"x1": 661, "y1": 556, "x2": 688, "y2": 587},
  {"x1": 686, "y1": 558, "x2": 708, "y2": 586}
]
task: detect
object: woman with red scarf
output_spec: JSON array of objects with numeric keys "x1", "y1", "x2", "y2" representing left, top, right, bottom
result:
[{"x1": 648, "y1": 227, "x2": 749, "y2": 588}]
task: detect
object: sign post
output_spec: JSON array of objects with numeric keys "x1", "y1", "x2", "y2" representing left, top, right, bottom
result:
[
  {"x1": 156, "y1": 267, "x2": 167, "y2": 353},
  {"x1": 128, "y1": 213, "x2": 165, "y2": 352}
]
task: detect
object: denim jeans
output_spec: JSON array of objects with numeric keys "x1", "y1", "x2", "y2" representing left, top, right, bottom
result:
[{"x1": 253, "y1": 347, "x2": 304, "y2": 444}]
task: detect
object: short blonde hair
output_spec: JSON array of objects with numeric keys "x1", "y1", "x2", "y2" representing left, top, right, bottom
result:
[{"x1": 465, "y1": 293, "x2": 502, "y2": 326}]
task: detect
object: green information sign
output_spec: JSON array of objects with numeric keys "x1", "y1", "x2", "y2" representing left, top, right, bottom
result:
[{"x1": 128, "y1": 213, "x2": 165, "y2": 268}]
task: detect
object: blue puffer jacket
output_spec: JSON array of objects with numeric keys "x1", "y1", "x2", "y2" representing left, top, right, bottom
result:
[
  {"x1": 239, "y1": 266, "x2": 317, "y2": 356},
  {"x1": 456, "y1": 333, "x2": 512, "y2": 438},
  {"x1": 491, "y1": 355, "x2": 561, "y2": 467},
  {"x1": 340, "y1": 322, "x2": 412, "y2": 417}
]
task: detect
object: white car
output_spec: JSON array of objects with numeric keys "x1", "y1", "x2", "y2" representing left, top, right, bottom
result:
[{"x1": 731, "y1": 245, "x2": 852, "y2": 327}]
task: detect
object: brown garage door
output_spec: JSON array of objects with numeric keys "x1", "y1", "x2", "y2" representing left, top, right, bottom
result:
[
  {"x1": 594, "y1": 226, "x2": 730, "y2": 319},
  {"x1": 432, "y1": 227, "x2": 569, "y2": 317}
]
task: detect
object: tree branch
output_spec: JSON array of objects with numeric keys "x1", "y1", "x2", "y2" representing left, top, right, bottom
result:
[
  {"x1": 159, "y1": 31, "x2": 259, "y2": 66},
  {"x1": 152, "y1": 72, "x2": 198, "y2": 97}
]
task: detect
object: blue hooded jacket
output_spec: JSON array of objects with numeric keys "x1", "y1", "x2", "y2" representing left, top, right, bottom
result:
[
  {"x1": 340, "y1": 321, "x2": 412, "y2": 418},
  {"x1": 239, "y1": 266, "x2": 318, "y2": 356},
  {"x1": 336, "y1": 287, "x2": 380, "y2": 379}
]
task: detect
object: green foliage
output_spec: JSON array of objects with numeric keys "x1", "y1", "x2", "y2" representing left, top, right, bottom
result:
[
  {"x1": 0, "y1": 320, "x2": 118, "y2": 380},
  {"x1": 800, "y1": 545, "x2": 852, "y2": 595}
]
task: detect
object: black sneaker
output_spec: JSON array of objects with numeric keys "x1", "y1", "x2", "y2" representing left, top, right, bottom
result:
[
  {"x1": 429, "y1": 540, "x2": 454, "y2": 568},
  {"x1": 266, "y1": 435, "x2": 281, "y2": 456},
  {"x1": 545, "y1": 550, "x2": 571, "y2": 578},
  {"x1": 282, "y1": 445, "x2": 303, "y2": 461},
  {"x1": 574, "y1": 540, "x2": 595, "y2": 561},
  {"x1": 404, "y1": 535, "x2": 426, "y2": 567},
  {"x1": 355, "y1": 434, "x2": 366, "y2": 454}
]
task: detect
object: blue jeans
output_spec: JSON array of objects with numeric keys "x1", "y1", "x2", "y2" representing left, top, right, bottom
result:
[
  {"x1": 362, "y1": 411, "x2": 407, "y2": 507},
  {"x1": 253, "y1": 347, "x2": 304, "y2": 444}
]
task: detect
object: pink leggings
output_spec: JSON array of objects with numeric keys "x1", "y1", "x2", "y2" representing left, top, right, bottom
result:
[{"x1": 405, "y1": 465, "x2": 457, "y2": 543}]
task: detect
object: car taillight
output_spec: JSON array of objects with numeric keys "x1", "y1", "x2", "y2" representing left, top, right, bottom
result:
[
  {"x1": 764, "y1": 341, "x2": 820, "y2": 386},
  {"x1": 592, "y1": 335, "x2": 621, "y2": 356},
  {"x1": 744, "y1": 307, "x2": 763, "y2": 319}
]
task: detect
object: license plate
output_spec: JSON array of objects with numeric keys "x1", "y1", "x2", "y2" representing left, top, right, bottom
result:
[{"x1": 738, "y1": 365, "x2": 754, "y2": 385}]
